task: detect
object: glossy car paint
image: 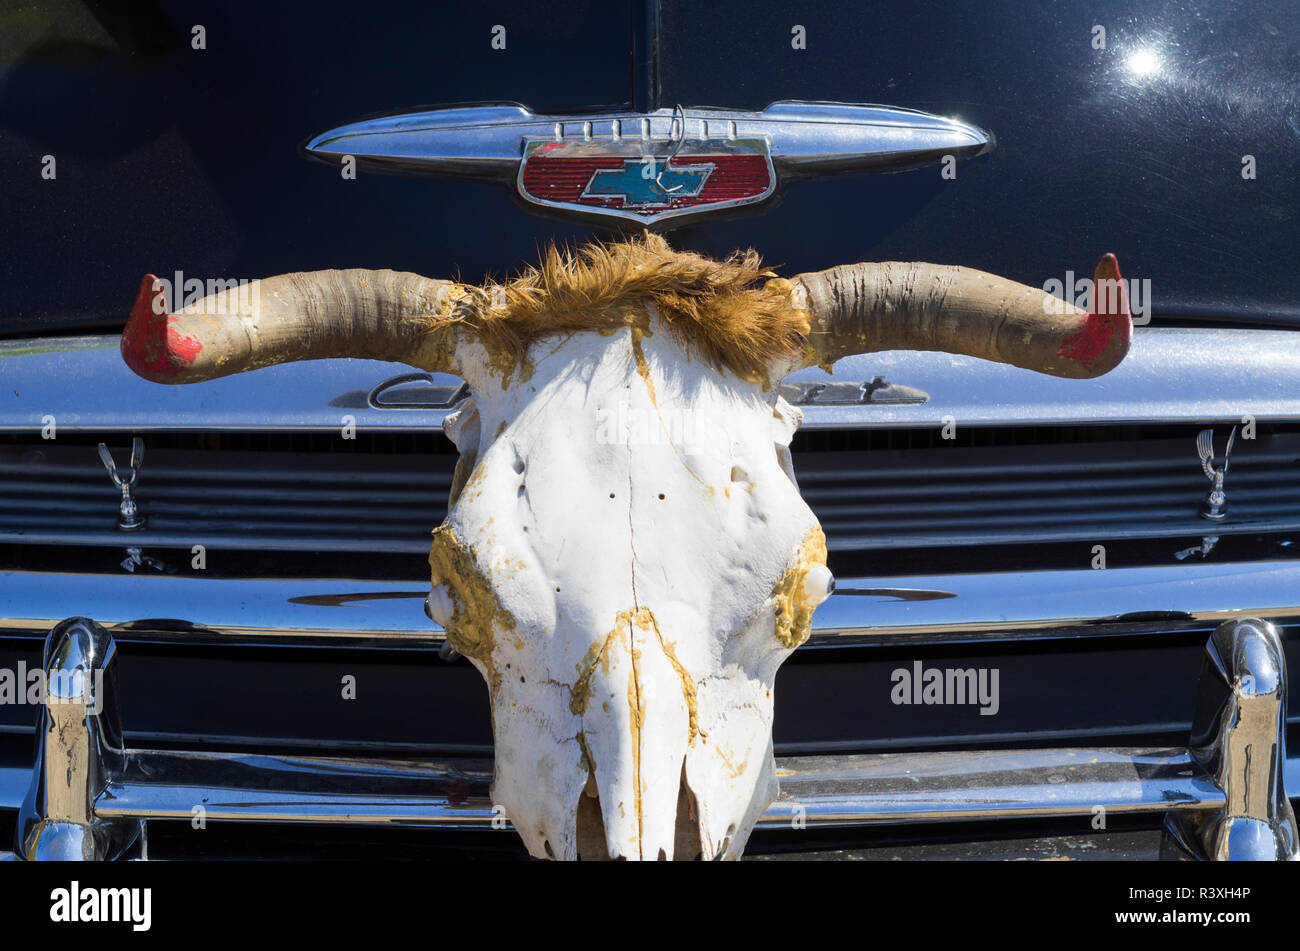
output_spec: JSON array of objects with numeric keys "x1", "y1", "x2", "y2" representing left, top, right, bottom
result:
[{"x1": 1, "y1": 0, "x2": 1298, "y2": 334}]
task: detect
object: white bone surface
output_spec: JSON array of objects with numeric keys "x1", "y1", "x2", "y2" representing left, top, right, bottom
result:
[{"x1": 437, "y1": 305, "x2": 824, "y2": 860}]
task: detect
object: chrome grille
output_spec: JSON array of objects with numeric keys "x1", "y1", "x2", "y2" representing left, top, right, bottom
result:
[
  {"x1": 2, "y1": 426, "x2": 1298, "y2": 556},
  {"x1": 802, "y1": 430, "x2": 1300, "y2": 549}
]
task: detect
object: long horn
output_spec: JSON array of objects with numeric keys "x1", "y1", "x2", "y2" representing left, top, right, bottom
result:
[
  {"x1": 121, "y1": 269, "x2": 470, "y2": 383},
  {"x1": 792, "y1": 254, "x2": 1132, "y2": 379}
]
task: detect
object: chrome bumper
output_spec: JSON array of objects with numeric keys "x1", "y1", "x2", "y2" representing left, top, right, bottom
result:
[
  {"x1": 6, "y1": 614, "x2": 1298, "y2": 860},
  {"x1": 3, "y1": 558, "x2": 1300, "y2": 647}
]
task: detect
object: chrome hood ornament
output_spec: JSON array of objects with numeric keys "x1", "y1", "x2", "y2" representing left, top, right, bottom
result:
[
  {"x1": 97, "y1": 437, "x2": 145, "y2": 531},
  {"x1": 1197, "y1": 426, "x2": 1237, "y2": 521},
  {"x1": 303, "y1": 101, "x2": 992, "y2": 227}
]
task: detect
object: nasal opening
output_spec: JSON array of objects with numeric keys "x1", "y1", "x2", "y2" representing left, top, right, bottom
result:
[{"x1": 574, "y1": 761, "x2": 702, "y2": 861}]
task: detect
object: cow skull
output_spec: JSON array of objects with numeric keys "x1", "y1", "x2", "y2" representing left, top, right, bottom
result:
[{"x1": 120, "y1": 236, "x2": 1131, "y2": 859}]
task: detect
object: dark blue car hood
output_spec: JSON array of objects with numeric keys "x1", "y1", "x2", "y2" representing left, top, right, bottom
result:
[{"x1": 1, "y1": 0, "x2": 1297, "y2": 333}]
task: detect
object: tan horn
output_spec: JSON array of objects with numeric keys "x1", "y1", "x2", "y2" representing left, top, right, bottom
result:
[
  {"x1": 792, "y1": 255, "x2": 1132, "y2": 379},
  {"x1": 121, "y1": 268, "x2": 470, "y2": 384}
]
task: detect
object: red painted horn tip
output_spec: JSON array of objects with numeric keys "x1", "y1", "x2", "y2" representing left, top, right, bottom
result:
[
  {"x1": 1056, "y1": 253, "x2": 1133, "y2": 375},
  {"x1": 121, "y1": 274, "x2": 202, "y2": 380},
  {"x1": 1089, "y1": 252, "x2": 1131, "y2": 323},
  {"x1": 129, "y1": 273, "x2": 165, "y2": 322},
  {"x1": 1093, "y1": 252, "x2": 1122, "y2": 284}
]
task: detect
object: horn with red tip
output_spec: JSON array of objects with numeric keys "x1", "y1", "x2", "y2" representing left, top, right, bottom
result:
[
  {"x1": 791, "y1": 254, "x2": 1133, "y2": 379},
  {"x1": 121, "y1": 269, "x2": 470, "y2": 384}
]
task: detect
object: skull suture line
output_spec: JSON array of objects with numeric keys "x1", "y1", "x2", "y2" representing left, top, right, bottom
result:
[{"x1": 121, "y1": 235, "x2": 1132, "y2": 859}]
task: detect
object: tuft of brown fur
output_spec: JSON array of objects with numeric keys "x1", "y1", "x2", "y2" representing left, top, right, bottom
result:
[{"x1": 435, "y1": 233, "x2": 809, "y2": 382}]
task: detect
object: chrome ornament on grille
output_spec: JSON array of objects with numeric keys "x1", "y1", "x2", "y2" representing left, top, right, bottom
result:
[
  {"x1": 302, "y1": 101, "x2": 992, "y2": 227},
  {"x1": 97, "y1": 437, "x2": 145, "y2": 531},
  {"x1": 1197, "y1": 426, "x2": 1237, "y2": 521}
]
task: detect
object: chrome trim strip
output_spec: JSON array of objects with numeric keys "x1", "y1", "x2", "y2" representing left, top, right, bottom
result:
[
  {"x1": 0, "y1": 337, "x2": 463, "y2": 433},
  {"x1": 10, "y1": 747, "x2": 1300, "y2": 829},
  {"x1": 3, "y1": 328, "x2": 1298, "y2": 433},
  {"x1": 2, "y1": 560, "x2": 1297, "y2": 649},
  {"x1": 302, "y1": 101, "x2": 990, "y2": 179},
  {"x1": 766, "y1": 748, "x2": 1220, "y2": 826},
  {"x1": 815, "y1": 559, "x2": 1300, "y2": 645},
  {"x1": 0, "y1": 747, "x2": 1220, "y2": 829},
  {"x1": 94, "y1": 749, "x2": 494, "y2": 826},
  {"x1": 0, "y1": 572, "x2": 439, "y2": 644}
]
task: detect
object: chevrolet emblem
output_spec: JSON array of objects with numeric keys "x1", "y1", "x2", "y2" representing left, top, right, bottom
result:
[{"x1": 303, "y1": 101, "x2": 992, "y2": 228}]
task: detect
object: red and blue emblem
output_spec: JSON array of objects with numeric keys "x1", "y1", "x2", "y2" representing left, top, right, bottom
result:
[
  {"x1": 518, "y1": 137, "x2": 775, "y2": 224},
  {"x1": 305, "y1": 102, "x2": 994, "y2": 228}
]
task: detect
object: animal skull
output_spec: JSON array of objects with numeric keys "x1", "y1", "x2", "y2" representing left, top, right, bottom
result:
[{"x1": 120, "y1": 236, "x2": 1131, "y2": 859}]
